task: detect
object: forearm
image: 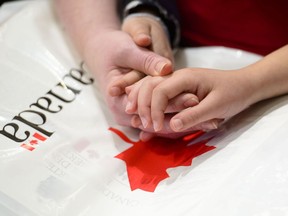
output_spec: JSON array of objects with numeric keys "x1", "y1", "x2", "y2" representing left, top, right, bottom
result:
[
  {"x1": 246, "y1": 45, "x2": 288, "y2": 104},
  {"x1": 54, "y1": 0, "x2": 121, "y2": 56}
]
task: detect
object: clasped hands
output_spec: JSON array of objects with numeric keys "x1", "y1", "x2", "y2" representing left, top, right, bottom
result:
[{"x1": 94, "y1": 15, "x2": 254, "y2": 141}]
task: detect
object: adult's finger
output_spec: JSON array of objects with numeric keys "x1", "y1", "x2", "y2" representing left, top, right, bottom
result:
[
  {"x1": 124, "y1": 17, "x2": 174, "y2": 62},
  {"x1": 128, "y1": 47, "x2": 173, "y2": 76},
  {"x1": 122, "y1": 17, "x2": 152, "y2": 47}
]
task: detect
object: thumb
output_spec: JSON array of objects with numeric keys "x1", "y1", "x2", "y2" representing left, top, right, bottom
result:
[
  {"x1": 126, "y1": 47, "x2": 173, "y2": 76},
  {"x1": 170, "y1": 96, "x2": 223, "y2": 132}
]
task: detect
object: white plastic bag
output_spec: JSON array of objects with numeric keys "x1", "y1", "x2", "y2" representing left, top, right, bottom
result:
[{"x1": 1, "y1": 1, "x2": 288, "y2": 216}]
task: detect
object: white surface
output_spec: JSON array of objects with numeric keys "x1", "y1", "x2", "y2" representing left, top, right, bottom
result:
[
  {"x1": 175, "y1": 46, "x2": 262, "y2": 69},
  {"x1": 0, "y1": 1, "x2": 288, "y2": 216}
]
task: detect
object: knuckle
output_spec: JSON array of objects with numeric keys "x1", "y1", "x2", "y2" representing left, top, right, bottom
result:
[
  {"x1": 143, "y1": 54, "x2": 156, "y2": 74},
  {"x1": 153, "y1": 85, "x2": 167, "y2": 98},
  {"x1": 120, "y1": 77, "x2": 130, "y2": 88},
  {"x1": 138, "y1": 104, "x2": 150, "y2": 117}
]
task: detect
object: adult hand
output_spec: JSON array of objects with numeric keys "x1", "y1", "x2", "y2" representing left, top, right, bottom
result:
[
  {"x1": 109, "y1": 14, "x2": 174, "y2": 97},
  {"x1": 83, "y1": 29, "x2": 172, "y2": 126},
  {"x1": 122, "y1": 14, "x2": 174, "y2": 63}
]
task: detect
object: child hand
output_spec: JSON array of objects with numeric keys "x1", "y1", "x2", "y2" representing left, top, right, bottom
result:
[
  {"x1": 147, "y1": 68, "x2": 256, "y2": 132},
  {"x1": 125, "y1": 75, "x2": 199, "y2": 125},
  {"x1": 131, "y1": 114, "x2": 222, "y2": 141},
  {"x1": 125, "y1": 74, "x2": 222, "y2": 136}
]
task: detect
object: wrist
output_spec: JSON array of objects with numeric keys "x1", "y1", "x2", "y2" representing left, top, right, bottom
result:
[
  {"x1": 230, "y1": 68, "x2": 262, "y2": 108},
  {"x1": 238, "y1": 63, "x2": 276, "y2": 106}
]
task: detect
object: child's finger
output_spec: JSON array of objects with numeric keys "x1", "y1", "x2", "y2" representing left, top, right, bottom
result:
[
  {"x1": 137, "y1": 76, "x2": 164, "y2": 128},
  {"x1": 165, "y1": 93, "x2": 199, "y2": 113},
  {"x1": 131, "y1": 115, "x2": 142, "y2": 128},
  {"x1": 125, "y1": 79, "x2": 143, "y2": 114},
  {"x1": 139, "y1": 119, "x2": 222, "y2": 141},
  {"x1": 169, "y1": 94, "x2": 222, "y2": 132},
  {"x1": 109, "y1": 70, "x2": 145, "y2": 96},
  {"x1": 191, "y1": 119, "x2": 223, "y2": 131},
  {"x1": 151, "y1": 76, "x2": 187, "y2": 131},
  {"x1": 132, "y1": 113, "x2": 199, "y2": 140}
]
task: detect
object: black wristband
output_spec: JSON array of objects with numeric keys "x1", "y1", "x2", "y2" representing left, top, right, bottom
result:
[{"x1": 121, "y1": 0, "x2": 180, "y2": 49}]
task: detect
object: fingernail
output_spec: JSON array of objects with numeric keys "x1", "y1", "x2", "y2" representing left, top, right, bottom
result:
[
  {"x1": 171, "y1": 119, "x2": 183, "y2": 131},
  {"x1": 140, "y1": 117, "x2": 148, "y2": 128},
  {"x1": 109, "y1": 87, "x2": 121, "y2": 96},
  {"x1": 137, "y1": 33, "x2": 151, "y2": 42},
  {"x1": 153, "y1": 120, "x2": 161, "y2": 132},
  {"x1": 132, "y1": 122, "x2": 141, "y2": 128},
  {"x1": 131, "y1": 116, "x2": 141, "y2": 128},
  {"x1": 155, "y1": 62, "x2": 167, "y2": 75}
]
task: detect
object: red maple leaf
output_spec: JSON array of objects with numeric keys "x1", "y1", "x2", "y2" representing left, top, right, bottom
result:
[{"x1": 110, "y1": 127, "x2": 216, "y2": 192}]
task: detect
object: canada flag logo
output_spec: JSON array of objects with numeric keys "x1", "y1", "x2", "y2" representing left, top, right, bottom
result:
[
  {"x1": 110, "y1": 127, "x2": 216, "y2": 192},
  {"x1": 21, "y1": 132, "x2": 47, "y2": 151}
]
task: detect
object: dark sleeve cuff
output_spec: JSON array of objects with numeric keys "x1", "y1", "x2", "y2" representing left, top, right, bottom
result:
[{"x1": 118, "y1": 0, "x2": 180, "y2": 49}]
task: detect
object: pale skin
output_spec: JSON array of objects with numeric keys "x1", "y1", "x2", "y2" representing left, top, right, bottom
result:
[
  {"x1": 53, "y1": 0, "x2": 207, "y2": 139},
  {"x1": 108, "y1": 11, "x2": 174, "y2": 94},
  {"x1": 119, "y1": 14, "x2": 222, "y2": 140},
  {"x1": 110, "y1": 14, "x2": 174, "y2": 95},
  {"x1": 120, "y1": 14, "x2": 288, "y2": 133},
  {"x1": 54, "y1": 1, "x2": 288, "y2": 140},
  {"x1": 53, "y1": 0, "x2": 173, "y2": 127}
]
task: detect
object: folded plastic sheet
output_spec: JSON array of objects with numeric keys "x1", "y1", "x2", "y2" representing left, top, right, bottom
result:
[{"x1": 1, "y1": 1, "x2": 288, "y2": 215}]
